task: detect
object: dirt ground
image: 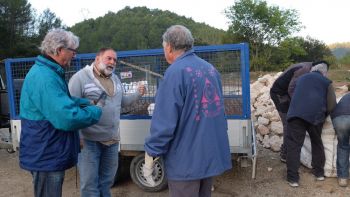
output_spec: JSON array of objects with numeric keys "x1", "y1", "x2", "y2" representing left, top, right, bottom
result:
[
  {"x1": 1, "y1": 142, "x2": 349, "y2": 197},
  {"x1": 1, "y1": 82, "x2": 348, "y2": 197}
]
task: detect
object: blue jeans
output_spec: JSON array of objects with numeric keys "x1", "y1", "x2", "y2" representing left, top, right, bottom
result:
[
  {"x1": 332, "y1": 115, "x2": 350, "y2": 178},
  {"x1": 31, "y1": 170, "x2": 65, "y2": 197},
  {"x1": 78, "y1": 139, "x2": 119, "y2": 197}
]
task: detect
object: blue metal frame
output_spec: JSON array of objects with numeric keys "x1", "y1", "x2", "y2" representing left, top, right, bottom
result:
[
  {"x1": 241, "y1": 43, "x2": 251, "y2": 119},
  {"x1": 4, "y1": 59, "x2": 15, "y2": 120},
  {"x1": 5, "y1": 43, "x2": 250, "y2": 120}
]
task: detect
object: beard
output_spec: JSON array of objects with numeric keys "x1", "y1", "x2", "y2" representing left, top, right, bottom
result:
[{"x1": 98, "y1": 62, "x2": 115, "y2": 77}]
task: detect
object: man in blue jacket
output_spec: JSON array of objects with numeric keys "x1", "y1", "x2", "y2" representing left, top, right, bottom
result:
[
  {"x1": 285, "y1": 61, "x2": 336, "y2": 187},
  {"x1": 19, "y1": 29, "x2": 102, "y2": 197},
  {"x1": 144, "y1": 25, "x2": 232, "y2": 196}
]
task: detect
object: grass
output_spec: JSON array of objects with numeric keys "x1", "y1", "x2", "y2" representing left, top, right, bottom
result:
[{"x1": 328, "y1": 63, "x2": 350, "y2": 83}]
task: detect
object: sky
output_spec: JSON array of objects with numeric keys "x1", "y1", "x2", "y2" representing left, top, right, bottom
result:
[{"x1": 27, "y1": 0, "x2": 349, "y2": 45}]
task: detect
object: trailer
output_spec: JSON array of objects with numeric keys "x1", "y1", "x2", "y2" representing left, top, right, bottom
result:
[{"x1": 2, "y1": 43, "x2": 256, "y2": 192}]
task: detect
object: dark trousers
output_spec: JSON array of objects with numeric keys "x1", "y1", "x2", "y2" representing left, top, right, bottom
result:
[
  {"x1": 270, "y1": 91, "x2": 290, "y2": 155},
  {"x1": 168, "y1": 177, "x2": 213, "y2": 197},
  {"x1": 286, "y1": 118, "x2": 325, "y2": 182}
]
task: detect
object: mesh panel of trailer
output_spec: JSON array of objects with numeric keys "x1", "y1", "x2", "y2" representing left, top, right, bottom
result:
[{"x1": 5, "y1": 43, "x2": 250, "y2": 120}]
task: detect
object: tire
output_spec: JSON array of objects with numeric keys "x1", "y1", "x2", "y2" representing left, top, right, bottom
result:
[
  {"x1": 6, "y1": 148, "x2": 15, "y2": 154},
  {"x1": 130, "y1": 153, "x2": 168, "y2": 192}
]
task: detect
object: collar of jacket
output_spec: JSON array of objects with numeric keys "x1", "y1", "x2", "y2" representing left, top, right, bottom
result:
[
  {"x1": 173, "y1": 49, "x2": 194, "y2": 63},
  {"x1": 311, "y1": 70, "x2": 324, "y2": 76},
  {"x1": 35, "y1": 55, "x2": 65, "y2": 78}
]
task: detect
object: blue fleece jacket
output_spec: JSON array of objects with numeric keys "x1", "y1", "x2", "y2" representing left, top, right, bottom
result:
[
  {"x1": 145, "y1": 49, "x2": 232, "y2": 181},
  {"x1": 19, "y1": 55, "x2": 101, "y2": 171},
  {"x1": 287, "y1": 71, "x2": 331, "y2": 125}
]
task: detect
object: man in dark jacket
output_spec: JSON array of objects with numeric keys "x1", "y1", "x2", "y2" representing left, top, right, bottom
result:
[
  {"x1": 331, "y1": 93, "x2": 350, "y2": 187},
  {"x1": 270, "y1": 62, "x2": 314, "y2": 162},
  {"x1": 144, "y1": 25, "x2": 232, "y2": 196},
  {"x1": 285, "y1": 61, "x2": 336, "y2": 187}
]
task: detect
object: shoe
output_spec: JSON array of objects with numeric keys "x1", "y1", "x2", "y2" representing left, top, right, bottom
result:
[
  {"x1": 280, "y1": 157, "x2": 286, "y2": 163},
  {"x1": 280, "y1": 152, "x2": 286, "y2": 163},
  {"x1": 315, "y1": 176, "x2": 325, "y2": 181},
  {"x1": 288, "y1": 181, "x2": 299, "y2": 187},
  {"x1": 338, "y1": 178, "x2": 348, "y2": 187}
]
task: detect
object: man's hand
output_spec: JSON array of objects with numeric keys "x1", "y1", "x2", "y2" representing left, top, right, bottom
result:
[
  {"x1": 94, "y1": 92, "x2": 107, "y2": 107},
  {"x1": 142, "y1": 152, "x2": 156, "y2": 186}
]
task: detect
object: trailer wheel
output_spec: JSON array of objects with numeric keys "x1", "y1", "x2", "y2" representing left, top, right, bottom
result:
[
  {"x1": 6, "y1": 148, "x2": 15, "y2": 153},
  {"x1": 130, "y1": 153, "x2": 167, "y2": 192}
]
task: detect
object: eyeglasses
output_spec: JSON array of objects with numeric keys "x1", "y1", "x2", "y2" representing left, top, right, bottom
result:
[{"x1": 66, "y1": 47, "x2": 78, "y2": 54}]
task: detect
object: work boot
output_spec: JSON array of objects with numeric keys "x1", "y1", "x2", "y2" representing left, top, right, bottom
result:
[
  {"x1": 280, "y1": 154, "x2": 286, "y2": 163},
  {"x1": 338, "y1": 178, "x2": 348, "y2": 187}
]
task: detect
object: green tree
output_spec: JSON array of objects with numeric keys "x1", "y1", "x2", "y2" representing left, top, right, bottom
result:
[
  {"x1": 70, "y1": 6, "x2": 225, "y2": 53},
  {"x1": 269, "y1": 37, "x2": 306, "y2": 70},
  {"x1": 339, "y1": 51, "x2": 350, "y2": 65},
  {"x1": 36, "y1": 9, "x2": 65, "y2": 41},
  {"x1": 270, "y1": 36, "x2": 335, "y2": 71},
  {"x1": 224, "y1": 0, "x2": 302, "y2": 70},
  {"x1": 0, "y1": 2, "x2": 65, "y2": 59},
  {"x1": 301, "y1": 36, "x2": 334, "y2": 63},
  {"x1": 0, "y1": 0, "x2": 34, "y2": 59}
]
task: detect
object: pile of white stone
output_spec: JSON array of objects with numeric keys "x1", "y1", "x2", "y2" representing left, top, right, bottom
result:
[
  {"x1": 250, "y1": 72, "x2": 284, "y2": 152},
  {"x1": 250, "y1": 73, "x2": 349, "y2": 152},
  {"x1": 251, "y1": 73, "x2": 349, "y2": 177}
]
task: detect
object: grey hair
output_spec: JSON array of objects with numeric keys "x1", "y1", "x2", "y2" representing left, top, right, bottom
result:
[
  {"x1": 311, "y1": 63, "x2": 328, "y2": 76},
  {"x1": 162, "y1": 25, "x2": 194, "y2": 51},
  {"x1": 39, "y1": 28, "x2": 79, "y2": 55}
]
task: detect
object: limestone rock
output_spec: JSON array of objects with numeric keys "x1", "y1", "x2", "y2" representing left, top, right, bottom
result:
[
  {"x1": 257, "y1": 125, "x2": 270, "y2": 136},
  {"x1": 269, "y1": 135, "x2": 282, "y2": 152},
  {"x1": 270, "y1": 121, "x2": 283, "y2": 135},
  {"x1": 262, "y1": 135, "x2": 271, "y2": 148},
  {"x1": 258, "y1": 117, "x2": 269, "y2": 126}
]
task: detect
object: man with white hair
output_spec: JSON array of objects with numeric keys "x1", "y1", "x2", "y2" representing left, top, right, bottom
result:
[
  {"x1": 19, "y1": 29, "x2": 102, "y2": 197},
  {"x1": 144, "y1": 25, "x2": 232, "y2": 196},
  {"x1": 285, "y1": 61, "x2": 336, "y2": 187}
]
